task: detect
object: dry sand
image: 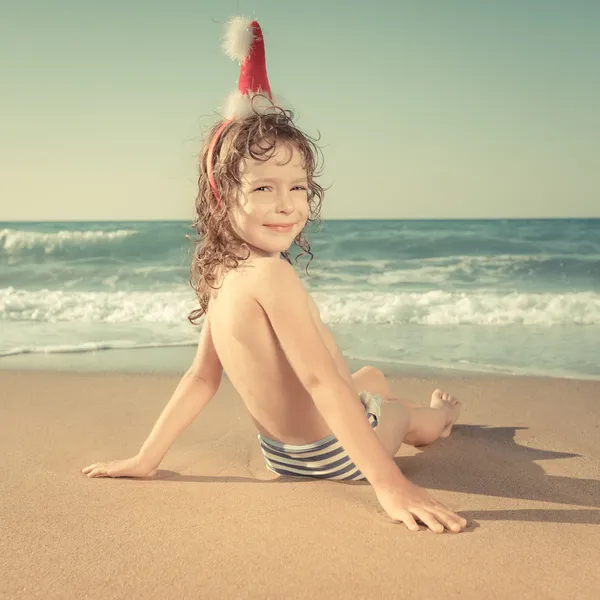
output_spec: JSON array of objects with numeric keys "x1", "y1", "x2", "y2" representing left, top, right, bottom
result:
[{"x1": 2, "y1": 370, "x2": 599, "y2": 599}]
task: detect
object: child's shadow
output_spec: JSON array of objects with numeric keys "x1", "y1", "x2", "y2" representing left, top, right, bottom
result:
[
  {"x1": 396, "y1": 424, "x2": 600, "y2": 525},
  {"x1": 149, "y1": 424, "x2": 600, "y2": 526}
]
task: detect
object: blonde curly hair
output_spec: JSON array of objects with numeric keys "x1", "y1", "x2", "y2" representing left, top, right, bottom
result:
[{"x1": 187, "y1": 100, "x2": 325, "y2": 324}]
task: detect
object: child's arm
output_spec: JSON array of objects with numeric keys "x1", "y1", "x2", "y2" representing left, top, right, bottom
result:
[
  {"x1": 82, "y1": 317, "x2": 222, "y2": 478},
  {"x1": 135, "y1": 372, "x2": 220, "y2": 470},
  {"x1": 252, "y1": 259, "x2": 465, "y2": 533},
  {"x1": 136, "y1": 315, "x2": 223, "y2": 469},
  {"x1": 253, "y1": 261, "x2": 403, "y2": 488}
]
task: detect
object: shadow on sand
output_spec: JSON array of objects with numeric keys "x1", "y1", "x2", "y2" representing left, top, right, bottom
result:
[{"x1": 142, "y1": 424, "x2": 599, "y2": 526}]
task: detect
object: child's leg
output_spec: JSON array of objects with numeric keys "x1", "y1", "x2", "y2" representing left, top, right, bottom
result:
[
  {"x1": 351, "y1": 366, "x2": 420, "y2": 408},
  {"x1": 372, "y1": 400, "x2": 412, "y2": 456},
  {"x1": 351, "y1": 366, "x2": 461, "y2": 454},
  {"x1": 374, "y1": 390, "x2": 461, "y2": 456}
]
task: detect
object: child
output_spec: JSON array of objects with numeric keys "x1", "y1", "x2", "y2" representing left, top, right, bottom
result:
[{"x1": 82, "y1": 17, "x2": 466, "y2": 534}]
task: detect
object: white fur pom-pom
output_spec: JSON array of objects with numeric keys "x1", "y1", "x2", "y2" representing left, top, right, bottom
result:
[
  {"x1": 223, "y1": 90, "x2": 278, "y2": 119},
  {"x1": 224, "y1": 90, "x2": 253, "y2": 119},
  {"x1": 222, "y1": 16, "x2": 254, "y2": 62}
]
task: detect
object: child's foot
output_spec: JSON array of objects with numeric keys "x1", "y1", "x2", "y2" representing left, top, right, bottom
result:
[{"x1": 430, "y1": 389, "x2": 461, "y2": 438}]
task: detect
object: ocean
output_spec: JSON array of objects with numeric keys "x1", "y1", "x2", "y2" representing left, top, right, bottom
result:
[{"x1": 1, "y1": 219, "x2": 599, "y2": 379}]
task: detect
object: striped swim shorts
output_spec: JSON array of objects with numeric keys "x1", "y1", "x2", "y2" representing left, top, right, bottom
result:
[{"x1": 257, "y1": 390, "x2": 383, "y2": 481}]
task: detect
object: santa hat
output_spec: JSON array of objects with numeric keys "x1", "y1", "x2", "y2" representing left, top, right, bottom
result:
[
  {"x1": 222, "y1": 16, "x2": 275, "y2": 119},
  {"x1": 207, "y1": 16, "x2": 278, "y2": 205}
]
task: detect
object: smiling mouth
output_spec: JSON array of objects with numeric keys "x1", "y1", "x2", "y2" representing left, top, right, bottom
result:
[{"x1": 264, "y1": 224, "x2": 294, "y2": 231}]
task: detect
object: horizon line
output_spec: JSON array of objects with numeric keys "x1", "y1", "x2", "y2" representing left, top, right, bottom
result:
[{"x1": 1, "y1": 217, "x2": 599, "y2": 224}]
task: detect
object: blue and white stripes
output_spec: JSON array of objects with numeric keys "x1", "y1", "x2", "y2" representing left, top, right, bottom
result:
[{"x1": 257, "y1": 391, "x2": 382, "y2": 481}]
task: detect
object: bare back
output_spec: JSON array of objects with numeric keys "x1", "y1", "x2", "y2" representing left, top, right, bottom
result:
[{"x1": 207, "y1": 257, "x2": 345, "y2": 445}]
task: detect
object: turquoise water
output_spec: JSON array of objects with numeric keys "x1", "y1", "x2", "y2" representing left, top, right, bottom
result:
[{"x1": 1, "y1": 219, "x2": 599, "y2": 378}]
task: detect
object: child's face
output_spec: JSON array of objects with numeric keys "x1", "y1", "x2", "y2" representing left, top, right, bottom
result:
[{"x1": 230, "y1": 143, "x2": 310, "y2": 260}]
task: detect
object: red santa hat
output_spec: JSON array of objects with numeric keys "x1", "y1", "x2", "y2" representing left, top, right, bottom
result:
[
  {"x1": 207, "y1": 16, "x2": 277, "y2": 204},
  {"x1": 222, "y1": 16, "x2": 275, "y2": 118}
]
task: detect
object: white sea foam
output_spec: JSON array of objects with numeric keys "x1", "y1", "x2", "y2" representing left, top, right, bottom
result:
[
  {"x1": 2, "y1": 287, "x2": 599, "y2": 326},
  {"x1": 0, "y1": 339, "x2": 195, "y2": 358},
  {"x1": 315, "y1": 259, "x2": 393, "y2": 270},
  {"x1": 369, "y1": 255, "x2": 542, "y2": 284},
  {"x1": 311, "y1": 254, "x2": 595, "y2": 287},
  {"x1": 0, "y1": 287, "x2": 198, "y2": 323},
  {"x1": 313, "y1": 290, "x2": 600, "y2": 326},
  {"x1": 0, "y1": 228, "x2": 137, "y2": 253}
]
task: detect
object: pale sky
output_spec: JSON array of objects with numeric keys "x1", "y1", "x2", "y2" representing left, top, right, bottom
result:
[{"x1": 1, "y1": 0, "x2": 599, "y2": 221}]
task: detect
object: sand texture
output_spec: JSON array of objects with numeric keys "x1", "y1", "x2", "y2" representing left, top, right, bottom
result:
[{"x1": 2, "y1": 370, "x2": 599, "y2": 599}]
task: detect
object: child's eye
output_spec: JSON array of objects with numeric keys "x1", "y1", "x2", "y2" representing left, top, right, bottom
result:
[{"x1": 254, "y1": 186, "x2": 306, "y2": 192}]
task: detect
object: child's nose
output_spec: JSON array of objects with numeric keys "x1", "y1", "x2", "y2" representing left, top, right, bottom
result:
[{"x1": 275, "y1": 192, "x2": 295, "y2": 211}]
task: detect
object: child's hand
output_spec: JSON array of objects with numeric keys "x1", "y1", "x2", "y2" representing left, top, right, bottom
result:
[
  {"x1": 81, "y1": 456, "x2": 157, "y2": 479},
  {"x1": 375, "y1": 479, "x2": 467, "y2": 533}
]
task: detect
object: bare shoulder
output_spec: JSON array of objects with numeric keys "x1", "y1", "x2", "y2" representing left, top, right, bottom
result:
[
  {"x1": 253, "y1": 256, "x2": 301, "y2": 278},
  {"x1": 248, "y1": 258, "x2": 336, "y2": 389},
  {"x1": 247, "y1": 257, "x2": 307, "y2": 302}
]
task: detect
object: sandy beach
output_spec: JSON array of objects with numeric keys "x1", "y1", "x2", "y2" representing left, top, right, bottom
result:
[{"x1": 2, "y1": 368, "x2": 599, "y2": 599}]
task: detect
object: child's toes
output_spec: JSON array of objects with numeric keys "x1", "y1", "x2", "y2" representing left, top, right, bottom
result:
[{"x1": 430, "y1": 389, "x2": 444, "y2": 408}]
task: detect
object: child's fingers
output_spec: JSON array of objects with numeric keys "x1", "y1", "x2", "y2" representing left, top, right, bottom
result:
[
  {"x1": 412, "y1": 509, "x2": 444, "y2": 533},
  {"x1": 431, "y1": 507, "x2": 466, "y2": 532},
  {"x1": 431, "y1": 500, "x2": 468, "y2": 528},
  {"x1": 432, "y1": 498, "x2": 461, "y2": 515},
  {"x1": 83, "y1": 465, "x2": 109, "y2": 477},
  {"x1": 397, "y1": 510, "x2": 420, "y2": 532},
  {"x1": 82, "y1": 458, "x2": 155, "y2": 479},
  {"x1": 82, "y1": 464, "x2": 105, "y2": 476}
]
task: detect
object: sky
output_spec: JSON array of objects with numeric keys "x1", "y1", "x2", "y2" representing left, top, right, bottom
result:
[{"x1": 1, "y1": 0, "x2": 599, "y2": 221}]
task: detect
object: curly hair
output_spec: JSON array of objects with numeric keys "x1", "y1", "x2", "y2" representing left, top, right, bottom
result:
[{"x1": 186, "y1": 99, "x2": 325, "y2": 325}]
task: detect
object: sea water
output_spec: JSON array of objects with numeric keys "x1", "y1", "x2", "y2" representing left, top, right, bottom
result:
[{"x1": 1, "y1": 219, "x2": 598, "y2": 379}]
